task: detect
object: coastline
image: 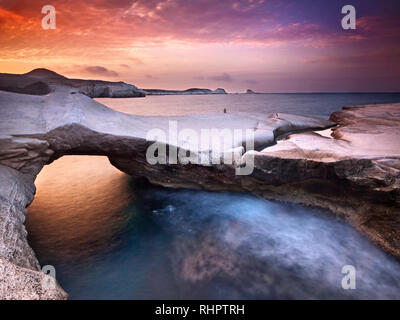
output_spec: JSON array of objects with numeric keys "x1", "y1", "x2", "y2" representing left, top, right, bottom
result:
[
  {"x1": 0, "y1": 70, "x2": 400, "y2": 299},
  {"x1": 143, "y1": 88, "x2": 227, "y2": 95}
]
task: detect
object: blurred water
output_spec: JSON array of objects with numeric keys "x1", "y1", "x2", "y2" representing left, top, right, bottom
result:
[
  {"x1": 26, "y1": 161, "x2": 400, "y2": 299},
  {"x1": 26, "y1": 93, "x2": 400, "y2": 299}
]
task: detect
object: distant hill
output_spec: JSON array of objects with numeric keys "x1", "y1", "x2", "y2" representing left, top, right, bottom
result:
[
  {"x1": 24, "y1": 68, "x2": 67, "y2": 79},
  {"x1": 144, "y1": 87, "x2": 227, "y2": 95}
]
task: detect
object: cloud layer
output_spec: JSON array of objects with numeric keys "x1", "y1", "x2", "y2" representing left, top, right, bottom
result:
[{"x1": 0, "y1": 0, "x2": 399, "y2": 91}]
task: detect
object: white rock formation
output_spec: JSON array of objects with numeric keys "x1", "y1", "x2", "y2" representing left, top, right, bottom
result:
[{"x1": 0, "y1": 68, "x2": 146, "y2": 98}]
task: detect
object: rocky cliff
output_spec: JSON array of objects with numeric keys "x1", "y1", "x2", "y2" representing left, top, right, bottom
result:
[{"x1": 0, "y1": 68, "x2": 146, "y2": 98}]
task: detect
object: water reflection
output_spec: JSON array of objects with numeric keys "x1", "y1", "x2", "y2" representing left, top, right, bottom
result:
[{"x1": 26, "y1": 156, "x2": 133, "y2": 264}]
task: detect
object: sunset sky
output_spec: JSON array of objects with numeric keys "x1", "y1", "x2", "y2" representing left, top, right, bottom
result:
[{"x1": 0, "y1": 0, "x2": 399, "y2": 92}]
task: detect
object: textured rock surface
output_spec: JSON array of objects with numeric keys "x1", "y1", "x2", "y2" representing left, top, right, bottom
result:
[
  {"x1": 1, "y1": 69, "x2": 399, "y2": 299},
  {"x1": 0, "y1": 257, "x2": 66, "y2": 300},
  {"x1": 0, "y1": 165, "x2": 68, "y2": 299},
  {"x1": 252, "y1": 105, "x2": 400, "y2": 255}
]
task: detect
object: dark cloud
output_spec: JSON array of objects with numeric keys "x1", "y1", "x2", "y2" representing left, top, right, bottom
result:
[{"x1": 85, "y1": 66, "x2": 119, "y2": 77}]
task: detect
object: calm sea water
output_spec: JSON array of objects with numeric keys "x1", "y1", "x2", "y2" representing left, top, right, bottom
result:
[
  {"x1": 96, "y1": 92, "x2": 400, "y2": 118},
  {"x1": 26, "y1": 93, "x2": 400, "y2": 299}
]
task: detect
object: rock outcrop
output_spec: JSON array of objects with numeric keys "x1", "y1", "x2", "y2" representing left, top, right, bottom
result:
[
  {"x1": 246, "y1": 89, "x2": 256, "y2": 94},
  {"x1": 0, "y1": 68, "x2": 146, "y2": 98},
  {"x1": 213, "y1": 88, "x2": 227, "y2": 94},
  {"x1": 0, "y1": 69, "x2": 399, "y2": 299}
]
